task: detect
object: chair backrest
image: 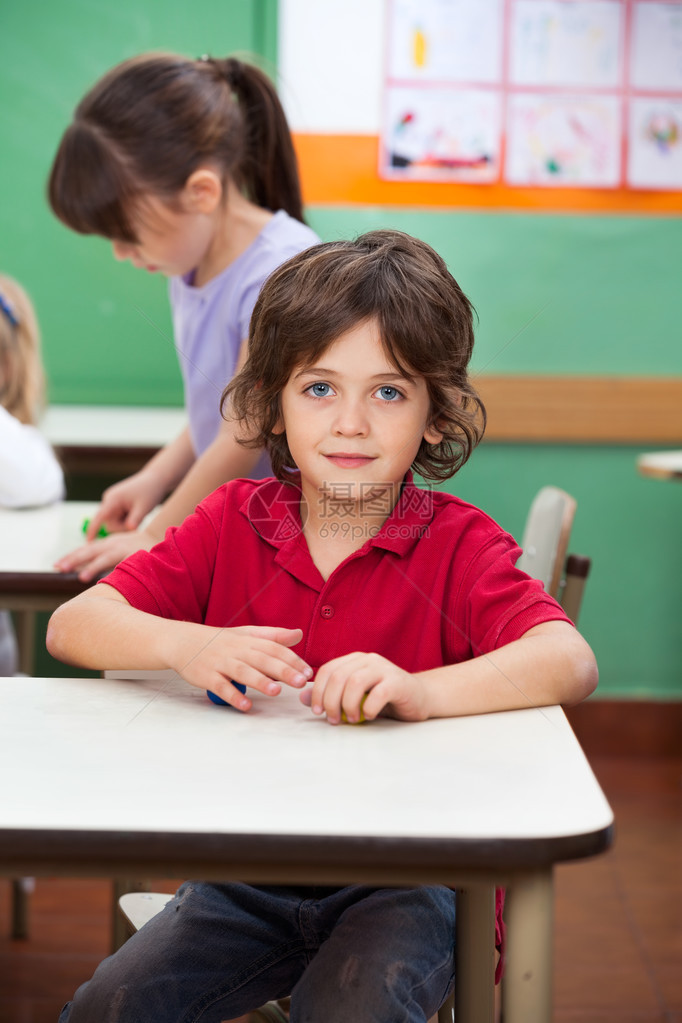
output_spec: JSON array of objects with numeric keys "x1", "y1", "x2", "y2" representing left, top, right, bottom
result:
[
  {"x1": 516, "y1": 485, "x2": 591, "y2": 625},
  {"x1": 516, "y1": 486, "x2": 577, "y2": 599},
  {"x1": 119, "y1": 891, "x2": 172, "y2": 933}
]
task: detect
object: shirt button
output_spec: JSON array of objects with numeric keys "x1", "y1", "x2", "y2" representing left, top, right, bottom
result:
[{"x1": 320, "y1": 605, "x2": 334, "y2": 619}]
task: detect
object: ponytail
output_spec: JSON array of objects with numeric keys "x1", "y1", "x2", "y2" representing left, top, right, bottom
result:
[{"x1": 217, "y1": 57, "x2": 304, "y2": 223}]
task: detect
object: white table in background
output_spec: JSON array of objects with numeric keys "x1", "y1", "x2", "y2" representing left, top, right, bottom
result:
[
  {"x1": 0, "y1": 674, "x2": 614, "y2": 1023},
  {"x1": 636, "y1": 449, "x2": 682, "y2": 481},
  {"x1": 0, "y1": 501, "x2": 98, "y2": 673},
  {"x1": 42, "y1": 404, "x2": 186, "y2": 476}
]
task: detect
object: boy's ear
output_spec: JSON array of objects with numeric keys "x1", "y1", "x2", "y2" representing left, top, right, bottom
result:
[
  {"x1": 423, "y1": 421, "x2": 444, "y2": 445},
  {"x1": 181, "y1": 168, "x2": 222, "y2": 214},
  {"x1": 271, "y1": 416, "x2": 285, "y2": 436}
]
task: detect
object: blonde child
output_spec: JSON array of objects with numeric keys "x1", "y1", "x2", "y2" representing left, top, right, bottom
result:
[
  {"x1": 47, "y1": 231, "x2": 597, "y2": 1022},
  {"x1": 48, "y1": 52, "x2": 319, "y2": 582},
  {"x1": 0, "y1": 275, "x2": 64, "y2": 675}
]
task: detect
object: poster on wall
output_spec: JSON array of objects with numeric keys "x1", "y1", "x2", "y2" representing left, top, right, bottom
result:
[
  {"x1": 387, "y1": 0, "x2": 504, "y2": 83},
  {"x1": 380, "y1": 0, "x2": 682, "y2": 191},
  {"x1": 383, "y1": 0, "x2": 503, "y2": 182},
  {"x1": 505, "y1": 94, "x2": 622, "y2": 187},
  {"x1": 384, "y1": 86, "x2": 502, "y2": 182},
  {"x1": 628, "y1": 98, "x2": 682, "y2": 188},
  {"x1": 509, "y1": 0, "x2": 623, "y2": 88}
]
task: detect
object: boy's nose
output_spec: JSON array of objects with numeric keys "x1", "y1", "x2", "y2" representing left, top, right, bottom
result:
[{"x1": 332, "y1": 398, "x2": 369, "y2": 435}]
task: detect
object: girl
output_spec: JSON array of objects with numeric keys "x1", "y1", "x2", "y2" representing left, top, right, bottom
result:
[
  {"x1": 0, "y1": 274, "x2": 64, "y2": 675},
  {"x1": 49, "y1": 52, "x2": 319, "y2": 582}
]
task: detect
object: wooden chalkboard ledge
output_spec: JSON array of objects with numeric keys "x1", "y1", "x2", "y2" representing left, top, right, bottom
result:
[{"x1": 476, "y1": 376, "x2": 682, "y2": 444}]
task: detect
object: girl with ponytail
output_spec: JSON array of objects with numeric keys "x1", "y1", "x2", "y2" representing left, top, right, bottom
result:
[{"x1": 49, "y1": 52, "x2": 319, "y2": 581}]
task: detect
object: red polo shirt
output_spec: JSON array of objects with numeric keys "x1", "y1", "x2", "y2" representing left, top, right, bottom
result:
[{"x1": 105, "y1": 475, "x2": 571, "y2": 673}]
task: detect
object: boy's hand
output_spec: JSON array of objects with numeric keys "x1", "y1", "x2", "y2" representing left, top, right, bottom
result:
[
  {"x1": 174, "y1": 625, "x2": 312, "y2": 711},
  {"x1": 300, "y1": 652, "x2": 427, "y2": 725}
]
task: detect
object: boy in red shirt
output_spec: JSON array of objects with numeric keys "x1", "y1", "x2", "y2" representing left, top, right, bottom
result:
[{"x1": 48, "y1": 230, "x2": 597, "y2": 1023}]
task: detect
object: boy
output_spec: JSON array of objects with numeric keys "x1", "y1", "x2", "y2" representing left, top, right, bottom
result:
[{"x1": 47, "y1": 230, "x2": 597, "y2": 1022}]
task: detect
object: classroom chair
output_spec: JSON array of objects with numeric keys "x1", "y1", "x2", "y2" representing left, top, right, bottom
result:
[
  {"x1": 112, "y1": 485, "x2": 592, "y2": 1023},
  {"x1": 517, "y1": 485, "x2": 575, "y2": 598},
  {"x1": 515, "y1": 484, "x2": 591, "y2": 621}
]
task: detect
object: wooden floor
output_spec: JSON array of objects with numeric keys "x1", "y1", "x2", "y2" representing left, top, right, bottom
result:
[{"x1": 0, "y1": 755, "x2": 680, "y2": 1023}]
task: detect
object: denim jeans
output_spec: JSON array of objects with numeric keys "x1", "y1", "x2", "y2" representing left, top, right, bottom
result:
[{"x1": 59, "y1": 882, "x2": 456, "y2": 1022}]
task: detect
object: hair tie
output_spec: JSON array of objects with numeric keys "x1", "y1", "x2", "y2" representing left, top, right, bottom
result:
[
  {"x1": 223, "y1": 58, "x2": 242, "y2": 89},
  {"x1": 197, "y1": 54, "x2": 240, "y2": 90},
  {"x1": 0, "y1": 292, "x2": 19, "y2": 328}
]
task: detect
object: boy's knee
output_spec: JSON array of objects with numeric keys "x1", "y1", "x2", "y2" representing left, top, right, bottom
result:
[
  {"x1": 291, "y1": 951, "x2": 450, "y2": 1023},
  {"x1": 60, "y1": 982, "x2": 131, "y2": 1023},
  {"x1": 61, "y1": 949, "x2": 169, "y2": 1023}
]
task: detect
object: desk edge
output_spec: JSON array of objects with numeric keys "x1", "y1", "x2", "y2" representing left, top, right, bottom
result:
[{"x1": 0, "y1": 823, "x2": 615, "y2": 880}]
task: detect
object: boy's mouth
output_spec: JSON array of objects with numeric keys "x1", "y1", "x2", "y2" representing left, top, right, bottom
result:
[{"x1": 324, "y1": 453, "x2": 376, "y2": 468}]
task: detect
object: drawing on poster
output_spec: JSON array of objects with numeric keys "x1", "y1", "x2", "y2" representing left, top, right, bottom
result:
[
  {"x1": 382, "y1": 86, "x2": 501, "y2": 181},
  {"x1": 510, "y1": 0, "x2": 623, "y2": 88},
  {"x1": 630, "y1": 2, "x2": 682, "y2": 91},
  {"x1": 505, "y1": 94, "x2": 621, "y2": 187},
  {"x1": 387, "y1": 0, "x2": 503, "y2": 84},
  {"x1": 628, "y1": 98, "x2": 682, "y2": 189}
]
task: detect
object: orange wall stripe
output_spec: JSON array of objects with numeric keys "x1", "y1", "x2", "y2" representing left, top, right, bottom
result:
[{"x1": 294, "y1": 133, "x2": 682, "y2": 213}]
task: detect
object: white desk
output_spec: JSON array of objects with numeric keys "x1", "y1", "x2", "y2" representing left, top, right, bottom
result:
[
  {"x1": 41, "y1": 404, "x2": 186, "y2": 476},
  {"x1": 0, "y1": 501, "x2": 98, "y2": 673},
  {"x1": 0, "y1": 674, "x2": 613, "y2": 1023},
  {"x1": 636, "y1": 449, "x2": 682, "y2": 481}
]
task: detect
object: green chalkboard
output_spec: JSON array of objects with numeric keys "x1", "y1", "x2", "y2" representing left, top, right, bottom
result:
[
  {"x1": 0, "y1": 0, "x2": 277, "y2": 404},
  {"x1": 307, "y1": 207, "x2": 682, "y2": 377}
]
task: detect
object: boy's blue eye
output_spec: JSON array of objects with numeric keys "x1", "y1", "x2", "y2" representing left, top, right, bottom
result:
[
  {"x1": 377, "y1": 386, "x2": 401, "y2": 401},
  {"x1": 308, "y1": 382, "x2": 332, "y2": 397}
]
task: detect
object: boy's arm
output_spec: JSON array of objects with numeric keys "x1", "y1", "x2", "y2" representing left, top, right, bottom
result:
[
  {"x1": 46, "y1": 584, "x2": 312, "y2": 710},
  {"x1": 303, "y1": 621, "x2": 597, "y2": 725},
  {"x1": 413, "y1": 620, "x2": 597, "y2": 717}
]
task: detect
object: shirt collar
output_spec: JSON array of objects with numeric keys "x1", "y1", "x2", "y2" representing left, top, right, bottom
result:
[
  {"x1": 241, "y1": 477, "x2": 322, "y2": 591},
  {"x1": 367, "y1": 474, "x2": 436, "y2": 555},
  {"x1": 242, "y1": 473, "x2": 435, "y2": 559}
]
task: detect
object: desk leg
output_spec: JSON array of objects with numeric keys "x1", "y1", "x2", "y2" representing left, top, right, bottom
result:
[
  {"x1": 454, "y1": 883, "x2": 496, "y2": 1023},
  {"x1": 501, "y1": 868, "x2": 553, "y2": 1023},
  {"x1": 14, "y1": 610, "x2": 35, "y2": 676}
]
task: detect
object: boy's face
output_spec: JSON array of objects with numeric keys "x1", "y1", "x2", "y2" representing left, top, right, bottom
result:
[{"x1": 277, "y1": 318, "x2": 441, "y2": 516}]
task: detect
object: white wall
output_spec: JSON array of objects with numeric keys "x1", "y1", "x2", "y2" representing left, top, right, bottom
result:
[{"x1": 278, "y1": 0, "x2": 385, "y2": 133}]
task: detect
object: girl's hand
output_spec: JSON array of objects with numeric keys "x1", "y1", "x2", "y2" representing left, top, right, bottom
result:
[
  {"x1": 172, "y1": 626, "x2": 312, "y2": 710},
  {"x1": 300, "y1": 652, "x2": 428, "y2": 725},
  {"x1": 86, "y1": 471, "x2": 168, "y2": 538},
  {"x1": 54, "y1": 529, "x2": 157, "y2": 581}
]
